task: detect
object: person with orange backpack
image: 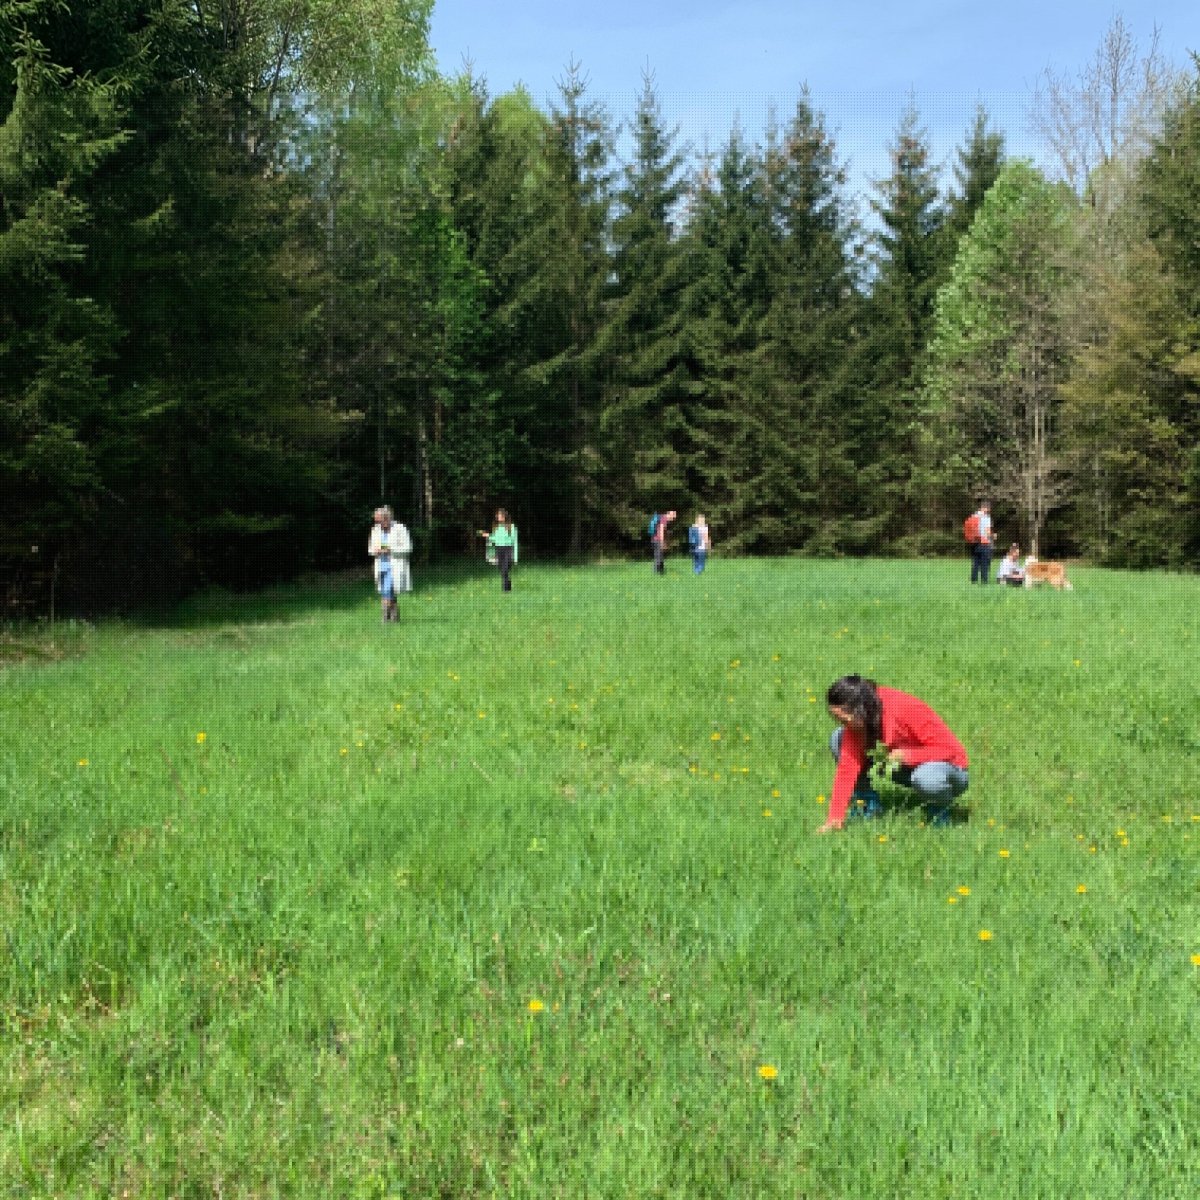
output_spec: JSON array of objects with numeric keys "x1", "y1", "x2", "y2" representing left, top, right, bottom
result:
[{"x1": 964, "y1": 501, "x2": 993, "y2": 584}]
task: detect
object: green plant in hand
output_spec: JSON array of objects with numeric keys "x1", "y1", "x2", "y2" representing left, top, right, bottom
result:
[{"x1": 868, "y1": 740, "x2": 898, "y2": 776}]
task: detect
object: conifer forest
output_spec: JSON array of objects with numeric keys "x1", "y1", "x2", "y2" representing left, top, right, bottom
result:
[{"x1": 3, "y1": 3, "x2": 1198, "y2": 614}]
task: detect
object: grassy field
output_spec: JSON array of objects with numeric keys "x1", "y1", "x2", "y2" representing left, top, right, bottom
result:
[{"x1": 2, "y1": 557, "x2": 1198, "y2": 1198}]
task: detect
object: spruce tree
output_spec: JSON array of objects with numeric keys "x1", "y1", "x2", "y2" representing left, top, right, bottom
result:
[
  {"x1": 0, "y1": 22, "x2": 124, "y2": 611},
  {"x1": 677, "y1": 127, "x2": 771, "y2": 549},
  {"x1": 748, "y1": 95, "x2": 860, "y2": 553},
  {"x1": 855, "y1": 103, "x2": 947, "y2": 549},
  {"x1": 601, "y1": 72, "x2": 696, "y2": 545},
  {"x1": 502, "y1": 63, "x2": 614, "y2": 556},
  {"x1": 945, "y1": 104, "x2": 1005, "y2": 245}
]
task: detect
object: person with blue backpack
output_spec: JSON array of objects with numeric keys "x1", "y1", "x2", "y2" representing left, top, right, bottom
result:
[
  {"x1": 649, "y1": 509, "x2": 676, "y2": 573},
  {"x1": 688, "y1": 513, "x2": 711, "y2": 573}
]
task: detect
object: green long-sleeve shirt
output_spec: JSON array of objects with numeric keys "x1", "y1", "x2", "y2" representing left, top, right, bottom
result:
[{"x1": 488, "y1": 524, "x2": 518, "y2": 561}]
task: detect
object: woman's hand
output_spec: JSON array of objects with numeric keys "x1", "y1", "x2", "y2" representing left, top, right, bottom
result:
[{"x1": 816, "y1": 819, "x2": 843, "y2": 835}]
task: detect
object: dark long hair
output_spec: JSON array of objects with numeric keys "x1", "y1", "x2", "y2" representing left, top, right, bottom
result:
[
  {"x1": 826, "y1": 674, "x2": 884, "y2": 748},
  {"x1": 495, "y1": 508, "x2": 512, "y2": 533}
]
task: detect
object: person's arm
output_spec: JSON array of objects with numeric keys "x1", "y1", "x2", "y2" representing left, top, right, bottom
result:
[
  {"x1": 820, "y1": 729, "x2": 867, "y2": 832},
  {"x1": 512, "y1": 526, "x2": 518, "y2": 563}
]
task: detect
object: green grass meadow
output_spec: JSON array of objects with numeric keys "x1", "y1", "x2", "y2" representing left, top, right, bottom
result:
[{"x1": 2, "y1": 558, "x2": 1198, "y2": 1198}]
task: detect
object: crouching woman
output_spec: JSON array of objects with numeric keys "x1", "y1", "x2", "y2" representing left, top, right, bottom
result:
[{"x1": 818, "y1": 675, "x2": 969, "y2": 832}]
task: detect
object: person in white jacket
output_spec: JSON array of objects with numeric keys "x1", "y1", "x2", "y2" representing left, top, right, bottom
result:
[{"x1": 368, "y1": 507, "x2": 412, "y2": 621}]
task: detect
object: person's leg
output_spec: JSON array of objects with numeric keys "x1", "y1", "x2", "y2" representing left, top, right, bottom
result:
[
  {"x1": 981, "y1": 545, "x2": 993, "y2": 584},
  {"x1": 498, "y1": 545, "x2": 513, "y2": 591},
  {"x1": 909, "y1": 762, "x2": 969, "y2": 825},
  {"x1": 654, "y1": 541, "x2": 664, "y2": 573},
  {"x1": 380, "y1": 583, "x2": 394, "y2": 622},
  {"x1": 970, "y1": 545, "x2": 981, "y2": 583}
]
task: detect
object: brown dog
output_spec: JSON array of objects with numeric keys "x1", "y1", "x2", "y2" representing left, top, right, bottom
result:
[{"x1": 1023, "y1": 557, "x2": 1072, "y2": 590}]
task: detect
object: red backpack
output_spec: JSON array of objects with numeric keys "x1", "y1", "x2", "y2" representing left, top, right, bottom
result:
[{"x1": 963, "y1": 513, "x2": 981, "y2": 544}]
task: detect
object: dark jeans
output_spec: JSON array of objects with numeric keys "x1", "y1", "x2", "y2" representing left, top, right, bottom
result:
[
  {"x1": 652, "y1": 541, "x2": 665, "y2": 573},
  {"x1": 496, "y1": 544, "x2": 514, "y2": 591},
  {"x1": 970, "y1": 543, "x2": 993, "y2": 584}
]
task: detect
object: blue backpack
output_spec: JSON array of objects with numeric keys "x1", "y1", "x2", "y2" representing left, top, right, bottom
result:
[
  {"x1": 648, "y1": 513, "x2": 660, "y2": 537},
  {"x1": 688, "y1": 524, "x2": 701, "y2": 549}
]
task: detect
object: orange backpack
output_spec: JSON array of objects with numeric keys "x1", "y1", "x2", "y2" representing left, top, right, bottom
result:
[{"x1": 963, "y1": 513, "x2": 981, "y2": 544}]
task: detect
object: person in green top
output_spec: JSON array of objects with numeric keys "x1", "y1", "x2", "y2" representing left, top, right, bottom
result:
[{"x1": 479, "y1": 508, "x2": 518, "y2": 592}]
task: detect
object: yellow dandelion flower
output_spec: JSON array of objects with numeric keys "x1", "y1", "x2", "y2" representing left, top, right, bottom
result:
[
  {"x1": 77, "y1": 758, "x2": 89, "y2": 767},
  {"x1": 998, "y1": 849, "x2": 1010, "y2": 858},
  {"x1": 339, "y1": 747, "x2": 348, "y2": 756},
  {"x1": 762, "y1": 809, "x2": 773, "y2": 818},
  {"x1": 816, "y1": 794, "x2": 826, "y2": 805},
  {"x1": 772, "y1": 788, "x2": 781, "y2": 799},
  {"x1": 527, "y1": 999, "x2": 544, "y2": 1014},
  {"x1": 1191, "y1": 954, "x2": 1200, "y2": 967},
  {"x1": 477, "y1": 711, "x2": 487, "y2": 719},
  {"x1": 195, "y1": 732, "x2": 207, "y2": 745},
  {"x1": 711, "y1": 732, "x2": 721, "y2": 741},
  {"x1": 757, "y1": 1064, "x2": 778, "y2": 1081},
  {"x1": 957, "y1": 886, "x2": 971, "y2": 896},
  {"x1": 1076, "y1": 884, "x2": 1087, "y2": 894},
  {"x1": 877, "y1": 834, "x2": 888, "y2": 844},
  {"x1": 808, "y1": 696, "x2": 817, "y2": 703},
  {"x1": 978, "y1": 930, "x2": 993, "y2": 942},
  {"x1": 947, "y1": 896, "x2": 959, "y2": 905}
]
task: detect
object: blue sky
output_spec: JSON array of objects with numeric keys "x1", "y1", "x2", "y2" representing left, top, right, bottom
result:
[{"x1": 429, "y1": 1, "x2": 1199, "y2": 206}]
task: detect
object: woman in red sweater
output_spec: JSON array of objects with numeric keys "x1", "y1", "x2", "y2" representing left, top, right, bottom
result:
[{"x1": 818, "y1": 675, "x2": 969, "y2": 833}]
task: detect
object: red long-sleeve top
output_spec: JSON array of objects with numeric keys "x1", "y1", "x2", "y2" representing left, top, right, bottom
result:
[{"x1": 828, "y1": 687, "x2": 968, "y2": 826}]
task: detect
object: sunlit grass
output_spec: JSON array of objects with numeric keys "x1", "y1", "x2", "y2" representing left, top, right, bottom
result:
[{"x1": 2, "y1": 558, "x2": 1198, "y2": 1196}]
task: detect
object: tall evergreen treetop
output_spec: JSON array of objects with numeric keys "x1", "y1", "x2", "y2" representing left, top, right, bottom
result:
[{"x1": 946, "y1": 103, "x2": 1006, "y2": 243}]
